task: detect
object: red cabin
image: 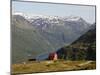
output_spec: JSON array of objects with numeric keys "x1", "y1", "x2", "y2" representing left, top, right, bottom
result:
[{"x1": 49, "y1": 52, "x2": 58, "y2": 60}]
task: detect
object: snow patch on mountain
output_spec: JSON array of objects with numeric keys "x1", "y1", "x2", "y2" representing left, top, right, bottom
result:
[
  {"x1": 13, "y1": 12, "x2": 82, "y2": 22},
  {"x1": 13, "y1": 12, "x2": 91, "y2": 29},
  {"x1": 63, "y1": 16, "x2": 81, "y2": 21}
]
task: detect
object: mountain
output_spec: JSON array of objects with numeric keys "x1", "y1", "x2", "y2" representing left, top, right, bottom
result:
[
  {"x1": 28, "y1": 14, "x2": 91, "y2": 49},
  {"x1": 12, "y1": 15, "x2": 55, "y2": 63},
  {"x1": 12, "y1": 12, "x2": 92, "y2": 63},
  {"x1": 57, "y1": 23, "x2": 96, "y2": 60}
]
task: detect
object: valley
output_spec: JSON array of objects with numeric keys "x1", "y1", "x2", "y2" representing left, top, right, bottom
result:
[{"x1": 11, "y1": 13, "x2": 93, "y2": 63}]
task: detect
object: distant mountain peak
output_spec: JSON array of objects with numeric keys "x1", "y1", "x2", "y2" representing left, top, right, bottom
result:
[
  {"x1": 13, "y1": 12, "x2": 31, "y2": 19},
  {"x1": 13, "y1": 12, "x2": 84, "y2": 22},
  {"x1": 63, "y1": 16, "x2": 81, "y2": 21}
]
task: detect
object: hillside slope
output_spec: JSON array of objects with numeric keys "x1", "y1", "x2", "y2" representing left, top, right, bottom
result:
[
  {"x1": 12, "y1": 14, "x2": 92, "y2": 63},
  {"x1": 12, "y1": 15, "x2": 54, "y2": 63},
  {"x1": 57, "y1": 23, "x2": 96, "y2": 60}
]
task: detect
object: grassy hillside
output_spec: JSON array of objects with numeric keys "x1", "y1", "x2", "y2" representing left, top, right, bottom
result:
[
  {"x1": 57, "y1": 24, "x2": 96, "y2": 60},
  {"x1": 12, "y1": 15, "x2": 54, "y2": 63}
]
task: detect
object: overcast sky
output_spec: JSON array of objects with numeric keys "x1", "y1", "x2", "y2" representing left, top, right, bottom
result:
[{"x1": 12, "y1": 1, "x2": 96, "y2": 23}]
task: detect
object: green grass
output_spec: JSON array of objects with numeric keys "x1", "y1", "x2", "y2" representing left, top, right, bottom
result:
[{"x1": 11, "y1": 60, "x2": 96, "y2": 74}]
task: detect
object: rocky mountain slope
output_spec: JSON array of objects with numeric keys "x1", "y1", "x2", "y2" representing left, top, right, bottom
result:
[{"x1": 12, "y1": 12, "x2": 93, "y2": 63}]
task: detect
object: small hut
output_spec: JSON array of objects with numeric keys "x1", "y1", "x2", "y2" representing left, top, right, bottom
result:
[{"x1": 48, "y1": 52, "x2": 58, "y2": 60}]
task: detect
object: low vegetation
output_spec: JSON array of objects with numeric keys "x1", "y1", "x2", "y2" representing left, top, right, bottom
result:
[{"x1": 12, "y1": 60, "x2": 96, "y2": 74}]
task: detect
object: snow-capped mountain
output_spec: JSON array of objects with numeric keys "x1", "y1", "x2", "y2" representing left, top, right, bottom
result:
[
  {"x1": 12, "y1": 12, "x2": 92, "y2": 40},
  {"x1": 12, "y1": 12, "x2": 91, "y2": 38},
  {"x1": 12, "y1": 12, "x2": 94, "y2": 63},
  {"x1": 13, "y1": 12, "x2": 86, "y2": 23},
  {"x1": 13, "y1": 12, "x2": 61, "y2": 21}
]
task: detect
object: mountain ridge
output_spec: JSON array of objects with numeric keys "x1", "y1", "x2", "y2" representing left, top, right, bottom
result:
[
  {"x1": 12, "y1": 13, "x2": 94, "y2": 63},
  {"x1": 57, "y1": 23, "x2": 96, "y2": 60}
]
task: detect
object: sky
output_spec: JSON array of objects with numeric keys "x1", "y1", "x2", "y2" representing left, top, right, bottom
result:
[{"x1": 12, "y1": 1, "x2": 96, "y2": 23}]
